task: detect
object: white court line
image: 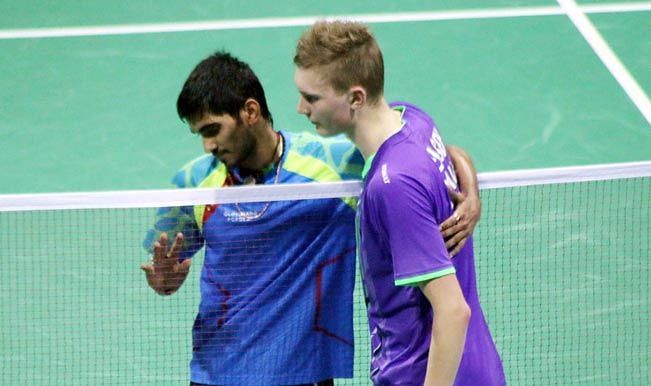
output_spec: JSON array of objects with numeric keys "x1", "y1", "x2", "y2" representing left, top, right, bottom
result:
[
  {"x1": 557, "y1": 0, "x2": 651, "y2": 127},
  {"x1": 0, "y1": 2, "x2": 650, "y2": 39},
  {"x1": 2, "y1": 2, "x2": 649, "y2": 127},
  {"x1": 582, "y1": 2, "x2": 651, "y2": 13}
]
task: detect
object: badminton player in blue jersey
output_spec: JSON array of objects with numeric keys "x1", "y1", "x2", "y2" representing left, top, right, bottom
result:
[
  {"x1": 141, "y1": 51, "x2": 481, "y2": 385},
  {"x1": 294, "y1": 21, "x2": 505, "y2": 385}
]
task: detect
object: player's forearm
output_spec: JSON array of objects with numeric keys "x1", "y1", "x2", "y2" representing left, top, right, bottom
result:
[
  {"x1": 446, "y1": 145, "x2": 478, "y2": 197},
  {"x1": 423, "y1": 301, "x2": 470, "y2": 386}
]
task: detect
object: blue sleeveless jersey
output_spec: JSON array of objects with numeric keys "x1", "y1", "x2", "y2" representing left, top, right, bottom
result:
[{"x1": 144, "y1": 131, "x2": 363, "y2": 385}]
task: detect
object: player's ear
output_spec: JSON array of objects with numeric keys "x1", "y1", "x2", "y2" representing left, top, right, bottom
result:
[
  {"x1": 241, "y1": 98, "x2": 261, "y2": 124},
  {"x1": 348, "y1": 86, "x2": 366, "y2": 110}
]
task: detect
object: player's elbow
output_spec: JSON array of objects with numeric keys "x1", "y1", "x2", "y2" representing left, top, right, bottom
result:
[
  {"x1": 459, "y1": 302, "x2": 471, "y2": 325},
  {"x1": 422, "y1": 275, "x2": 471, "y2": 326},
  {"x1": 447, "y1": 300, "x2": 471, "y2": 326}
]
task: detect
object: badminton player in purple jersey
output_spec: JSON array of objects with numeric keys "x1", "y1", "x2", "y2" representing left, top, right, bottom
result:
[{"x1": 294, "y1": 21, "x2": 506, "y2": 385}]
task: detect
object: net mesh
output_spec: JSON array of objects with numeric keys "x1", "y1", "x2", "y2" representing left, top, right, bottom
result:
[
  {"x1": 475, "y1": 176, "x2": 650, "y2": 385},
  {"x1": 0, "y1": 164, "x2": 649, "y2": 385}
]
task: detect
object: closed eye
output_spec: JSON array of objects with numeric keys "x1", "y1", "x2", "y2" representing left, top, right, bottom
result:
[
  {"x1": 302, "y1": 93, "x2": 319, "y2": 104},
  {"x1": 198, "y1": 123, "x2": 220, "y2": 138}
]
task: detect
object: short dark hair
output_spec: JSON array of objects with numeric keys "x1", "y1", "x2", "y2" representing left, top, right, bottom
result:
[{"x1": 176, "y1": 51, "x2": 273, "y2": 124}]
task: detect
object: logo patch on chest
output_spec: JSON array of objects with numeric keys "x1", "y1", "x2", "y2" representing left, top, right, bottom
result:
[{"x1": 381, "y1": 163, "x2": 390, "y2": 184}]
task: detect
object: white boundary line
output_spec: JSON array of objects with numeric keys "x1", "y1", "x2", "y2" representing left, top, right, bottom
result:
[
  {"x1": 1, "y1": 3, "x2": 650, "y2": 39},
  {"x1": 0, "y1": 161, "x2": 649, "y2": 211},
  {"x1": 477, "y1": 160, "x2": 651, "y2": 190},
  {"x1": 557, "y1": 0, "x2": 651, "y2": 127}
]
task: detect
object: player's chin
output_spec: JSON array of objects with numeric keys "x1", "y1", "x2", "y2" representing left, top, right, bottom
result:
[
  {"x1": 216, "y1": 152, "x2": 236, "y2": 167},
  {"x1": 314, "y1": 125, "x2": 338, "y2": 137}
]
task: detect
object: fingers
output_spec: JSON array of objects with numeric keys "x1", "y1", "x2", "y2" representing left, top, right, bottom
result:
[
  {"x1": 140, "y1": 263, "x2": 158, "y2": 289},
  {"x1": 153, "y1": 232, "x2": 185, "y2": 268},
  {"x1": 439, "y1": 218, "x2": 451, "y2": 232},
  {"x1": 443, "y1": 217, "x2": 469, "y2": 257},
  {"x1": 144, "y1": 233, "x2": 188, "y2": 295},
  {"x1": 140, "y1": 263, "x2": 154, "y2": 273},
  {"x1": 169, "y1": 233, "x2": 185, "y2": 259},
  {"x1": 449, "y1": 238, "x2": 467, "y2": 258},
  {"x1": 445, "y1": 231, "x2": 468, "y2": 258},
  {"x1": 152, "y1": 232, "x2": 169, "y2": 263},
  {"x1": 440, "y1": 211, "x2": 462, "y2": 235},
  {"x1": 153, "y1": 232, "x2": 184, "y2": 264},
  {"x1": 445, "y1": 228, "x2": 467, "y2": 249},
  {"x1": 177, "y1": 258, "x2": 192, "y2": 274}
]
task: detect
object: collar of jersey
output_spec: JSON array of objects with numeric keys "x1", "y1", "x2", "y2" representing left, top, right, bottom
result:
[
  {"x1": 361, "y1": 105, "x2": 406, "y2": 180},
  {"x1": 361, "y1": 153, "x2": 375, "y2": 179}
]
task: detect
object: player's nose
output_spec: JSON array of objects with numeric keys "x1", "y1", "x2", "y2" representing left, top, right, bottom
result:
[
  {"x1": 297, "y1": 96, "x2": 309, "y2": 116},
  {"x1": 203, "y1": 137, "x2": 218, "y2": 154}
]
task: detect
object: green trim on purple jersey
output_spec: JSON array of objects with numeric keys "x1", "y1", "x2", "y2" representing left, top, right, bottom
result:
[{"x1": 394, "y1": 266, "x2": 456, "y2": 286}]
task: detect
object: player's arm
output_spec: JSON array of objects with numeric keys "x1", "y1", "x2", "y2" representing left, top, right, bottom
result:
[
  {"x1": 141, "y1": 165, "x2": 205, "y2": 295},
  {"x1": 420, "y1": 275, "x2": 471, "y2": 386},
  {"x1": 141, "y1": 205, "x2": 202, "y2": 296},
  {"x1": 441, "y1": 145, "x2": 481, "y2": 256},
  {"x1": 377, "y1": 170, "x2": 469, "y2": 384},
  {"x1": 141, "y1": 232, "x2": 192, "y2": 296}
]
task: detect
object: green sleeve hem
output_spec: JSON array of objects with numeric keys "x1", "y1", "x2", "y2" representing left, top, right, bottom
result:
[{"x1": 394, "y1": 267, "x2": 456, "y2": 287}]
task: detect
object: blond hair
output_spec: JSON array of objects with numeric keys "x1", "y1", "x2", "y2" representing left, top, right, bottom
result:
[{"x1": 294, "y1": 20, "x2": 384, "y2": 103}]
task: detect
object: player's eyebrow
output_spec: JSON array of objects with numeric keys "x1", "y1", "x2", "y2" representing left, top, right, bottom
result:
[
  {"x1": 192, "y1": 122, "x2": 221, "y2": 137},
  {"x1": 200, "y1": 123, "x2": 219, "y2": 133},
  {"x1": 300, "y1": 91, "x2": 320, "y2": 103}
]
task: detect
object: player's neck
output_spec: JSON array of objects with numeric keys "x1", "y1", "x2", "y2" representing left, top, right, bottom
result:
[
  {"x1": 240, "y1": 123, "x2": 281, "y2": 172},
  {"x1": 349, "y1": 99, "x2": 402, "y2": 160}
]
